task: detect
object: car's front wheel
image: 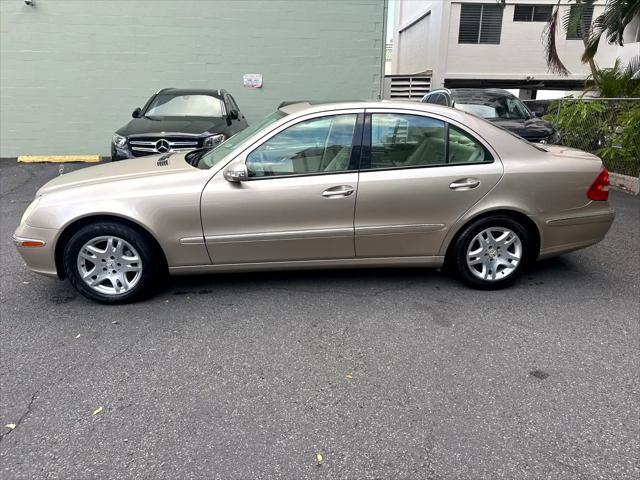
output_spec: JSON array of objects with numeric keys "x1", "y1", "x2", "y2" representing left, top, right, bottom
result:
[
  {"x1": 63, "y1": 222, "x2": 163, "y2": 303},
  {"x1": 449, "y1": 215, "x2": 534, "y2": 289}
]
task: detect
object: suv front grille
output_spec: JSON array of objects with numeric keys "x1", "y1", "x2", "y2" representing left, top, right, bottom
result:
[{"x1": 129, "y1": 136, "x2": 200, "y2": 156}]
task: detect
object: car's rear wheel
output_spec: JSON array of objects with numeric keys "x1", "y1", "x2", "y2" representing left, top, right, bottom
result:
[
  {"x1": 449, "y1": 215, "x2": 534, "y2": 289},
  {"x1": 63, "y1": 222, "x2": 163, "y2": 303}
]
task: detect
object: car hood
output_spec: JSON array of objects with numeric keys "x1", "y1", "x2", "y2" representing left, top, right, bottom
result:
[
  {"x1": 117, "y1": 116, "x2": 228, "y2": 136},
  {"x1": 37, "y1": 153, "x2": 193, "y2": 195},
  {"x1": 488, "y1": 117, "x2": 555, "y2": 139}
]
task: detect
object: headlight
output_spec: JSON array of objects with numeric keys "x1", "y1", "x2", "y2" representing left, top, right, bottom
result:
[
  {"x1": 547, "y1": 130, "x2": 561, "y2": 145},
  {"x1": 20, "y1": 196, "x2": 41, "y2": 226},
  {"x1": 203, "y1": 133, "x2": 226, "y2": 149},
  {"x1": 112, "y1": 133, "x2": 127, "y2": 148}
]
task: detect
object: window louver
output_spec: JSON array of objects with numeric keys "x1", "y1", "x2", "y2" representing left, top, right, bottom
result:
[
  {"x1": 514, "y1": 5, "x2": 552, "y2": 22},
  {"x1": 566, "y1": 4, "x2": 594, "y2": 40},
  {"x1": 459, "y1": 3, "x2": 504, "y2": 45}
]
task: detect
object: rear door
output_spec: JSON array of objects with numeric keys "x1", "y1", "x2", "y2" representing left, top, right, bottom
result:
[{"x1": 354, "y1": 109, "x2": 503, "y2": 258}]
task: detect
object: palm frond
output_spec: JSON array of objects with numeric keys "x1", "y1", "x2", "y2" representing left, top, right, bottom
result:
[
  {"x1": 543, "y1": 1, "x2": 570, "y2": 75},
  {"x1": 625, "y1": 55, "x2": 640, "y2": 80}
]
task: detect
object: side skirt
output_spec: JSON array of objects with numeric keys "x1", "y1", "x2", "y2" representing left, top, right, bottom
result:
[{"x1": 168, "y1": 255, "x2": 445, "y2": 275}]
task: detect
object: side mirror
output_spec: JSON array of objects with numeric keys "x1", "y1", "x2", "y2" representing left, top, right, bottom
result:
[
  {"x1": 223, "y1": 164, "x2": 248, "y2": 183},
  {"x1": 229, "y1": 109, "x2": 239, "y2": 120},
  {"x1": 132, "y1": 107, "x2": 142, "y2": 118}
]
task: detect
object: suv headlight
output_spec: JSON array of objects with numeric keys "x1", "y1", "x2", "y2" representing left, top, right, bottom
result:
[
  {"x1": 203, "y1": 133, "x2": 226, "y2": 149},
  {"x1": 112, "y1": 133, "x2": 127, "y2": 148},
  {"x1": 546, "y1": 130, "x2": 561, "y2": 145},
  {"x1": 20, "y1": 196, "x2": 41, "y2": 226}
]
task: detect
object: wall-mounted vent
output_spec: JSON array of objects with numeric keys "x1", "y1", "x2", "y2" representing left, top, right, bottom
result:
[{"x1": 384, "y1": 75, "x2": 432, "y2": 101}]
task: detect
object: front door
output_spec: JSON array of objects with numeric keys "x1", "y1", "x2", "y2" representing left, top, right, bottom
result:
[
  {"x1": 201, "y1": 111, "x2": 363, "y2": 264},
  {"x1": 355, "y1": 110, "x2": 503, "y2": 258}
]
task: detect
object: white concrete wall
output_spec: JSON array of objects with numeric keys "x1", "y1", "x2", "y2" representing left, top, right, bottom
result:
[
  {"x1": 391, "y1": 0, "x2": 631, "y2": 89},
  {"x1": 445, "y1": 1, "x2": 618, "y2": 82},
  {"x1": 396, "y1": 14, "x2": 432, "y2": 73},
  {"x1": 392, "y1": 0, "x2": 433, "y2": 74}
]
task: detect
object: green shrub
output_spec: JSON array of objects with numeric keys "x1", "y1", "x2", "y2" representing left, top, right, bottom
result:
[
  {"x1": 597, "y1": 104, "x2": 640, "y2": 177},
  {"x1": 544, "y1": 99, "x2": 640, "y2": 177}
]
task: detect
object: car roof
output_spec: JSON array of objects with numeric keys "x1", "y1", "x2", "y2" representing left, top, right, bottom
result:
[
  {"x1": 278, "y1": 100, "x2": 473, "y2": 123},
  {"x1": 271, "y1": 100, "x2": 543, "y2": 161},
  {"x1": 447, "y1": 88, "x2": 515, "y2": 100},
  {"x1": 156, "y1": 88, "x2": 227, "y2": 99}
]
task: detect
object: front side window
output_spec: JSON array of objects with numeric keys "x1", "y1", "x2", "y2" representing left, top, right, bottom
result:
[
  {"x1": 246, "y1": 114, "x2": 357, "y2": 178},
  {"x1": 368, "y1": 114, "x2": 492, "y2": 169},
  {"x1": 145, "y1": 94, "x2": 225, "y2": 117},
  {"x1": 228, "y1": 95, "x2": 240, "y2": 112},
  {"x1": 459, "y1": 3, "x2": 504, "y2": 44}
]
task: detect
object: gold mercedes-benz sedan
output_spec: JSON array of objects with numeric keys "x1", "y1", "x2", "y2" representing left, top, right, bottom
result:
[{"x1": 14, "y1": 101, "x2": 615, "y2": 303}]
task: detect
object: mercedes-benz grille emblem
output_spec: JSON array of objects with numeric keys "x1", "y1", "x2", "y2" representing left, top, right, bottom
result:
[{"x1": 155, "y1": 139, "x2": 171, "y2": 153}]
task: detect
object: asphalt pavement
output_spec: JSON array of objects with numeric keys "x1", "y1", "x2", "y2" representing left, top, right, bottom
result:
[{"x1": 1, "y1": 161, "x2": 639, "y2": 479}]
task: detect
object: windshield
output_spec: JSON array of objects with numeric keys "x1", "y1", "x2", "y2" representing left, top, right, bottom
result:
[
  {"x1": 145, "y1": 94, "x2": 224, "y2": 117},
  {"x1": 455, "y1": 94, "x2": 531, "y2": 120},
  {"x1": 197, "y1": 110, "x2": 288, "y2": 169}
]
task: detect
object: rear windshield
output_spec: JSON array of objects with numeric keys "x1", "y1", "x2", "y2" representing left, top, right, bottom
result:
[{"x1": 455, "y1": 94, "x2": 531, "y2": 120}]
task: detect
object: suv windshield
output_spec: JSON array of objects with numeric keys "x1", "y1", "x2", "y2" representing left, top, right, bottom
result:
[
  {"x1": 197, "y1": 110, "x2": 288, "y2": 169},
  {"x1": 145, "y1": 94, "x2": 224, "y2": 117},
  {"x1": 454, "y1": 94, "x2": 531, "y2": 120}
]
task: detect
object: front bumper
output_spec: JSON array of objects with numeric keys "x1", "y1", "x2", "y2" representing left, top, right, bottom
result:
[{"x1": 13, "y1": 224, "x2": 60, "y2": 278}]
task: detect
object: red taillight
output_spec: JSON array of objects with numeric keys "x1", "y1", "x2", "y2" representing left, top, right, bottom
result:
[{"x1": 587, "y1": 166, "x2": 610, "y2": 201}]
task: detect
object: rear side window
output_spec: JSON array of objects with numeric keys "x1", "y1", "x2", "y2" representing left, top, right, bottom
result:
[
  {"x1": 425, "y1": 93, "x2": 448, "y2": 106},
  {"x1": 370, "y1": 114, "x2": 446, "y2": 168},
  {"x1": 448, "y1": 125, "x2": 493, "y2": 164},
  {"x1": 366, "y1": 113, "x2": 492, "y2": 170},
  {"x1": 433, "y1": 94, "x2": 449, "y2": 106}
]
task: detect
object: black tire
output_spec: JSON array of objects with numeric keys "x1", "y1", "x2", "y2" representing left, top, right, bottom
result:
[
  {"x1": 62, "y1": 221, "x2": 164, "y2": 304},
  {"x1": 448, "y1": 215, "x2": 535, "y2": 290}
]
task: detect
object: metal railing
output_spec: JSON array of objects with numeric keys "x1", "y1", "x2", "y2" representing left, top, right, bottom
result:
[{"x1": 524, "y1": 98, "x2": 640, "y2": 177}]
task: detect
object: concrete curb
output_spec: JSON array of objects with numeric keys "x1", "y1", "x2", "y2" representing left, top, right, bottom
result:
[
  {"x1": 610, "y1": 172, "x2": 639, "y2": 196},
  {"x1": 17, "y1": 155, "x2": 102, "y2": 163}
]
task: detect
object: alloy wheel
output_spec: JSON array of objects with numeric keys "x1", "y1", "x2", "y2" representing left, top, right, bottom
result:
[
  {"x1": 466, "y1": 227, "x2": 523, "y2": 281},
  {"x1": 76, "y1": 236, "x2": 143, "y2": 295}
]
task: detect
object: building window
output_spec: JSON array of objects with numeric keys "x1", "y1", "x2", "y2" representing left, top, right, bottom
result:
[
  {"x1": 566, "y1": 4, "x2": 595, "y2": 40},
  {"x1": 513, "y1": 5, "x2": 553, "y2": 22},
  {"x1": 459, "y1": 3, "x2": 504, "y2": 45}
]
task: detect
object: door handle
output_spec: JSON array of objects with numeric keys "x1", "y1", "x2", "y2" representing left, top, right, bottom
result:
[
  {"x1": 449, "y1": 178, "x2": 480, "y2": 190},
  {"x1": 322, "y1": 185, "x2": 354, "y2": 198}
]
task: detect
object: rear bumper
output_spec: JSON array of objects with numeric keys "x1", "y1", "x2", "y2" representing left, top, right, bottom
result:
[
  {"x1": 13, "y1": 224, "x2": 59, "y2": 278},
  {"x1": 536, "y1": 207, "x2": 615, "y2": 259}
]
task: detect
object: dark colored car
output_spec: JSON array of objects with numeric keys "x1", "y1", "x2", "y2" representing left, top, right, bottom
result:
[
  {"x1": 111, "y1": 88, "x2": 248, "y2": 160},
  {"x1": 421, "y1": 88, "x2": 560, "y2": 144}
]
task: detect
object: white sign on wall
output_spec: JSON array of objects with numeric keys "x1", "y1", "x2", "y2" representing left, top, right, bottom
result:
[{"x1": 243, "y1": 74, "x2": 263, "y2": 89}]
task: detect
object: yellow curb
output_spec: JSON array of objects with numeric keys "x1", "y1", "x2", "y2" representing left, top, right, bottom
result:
[{"x1": 18, "y1": 155, "x2": 101, "y2": 163}]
